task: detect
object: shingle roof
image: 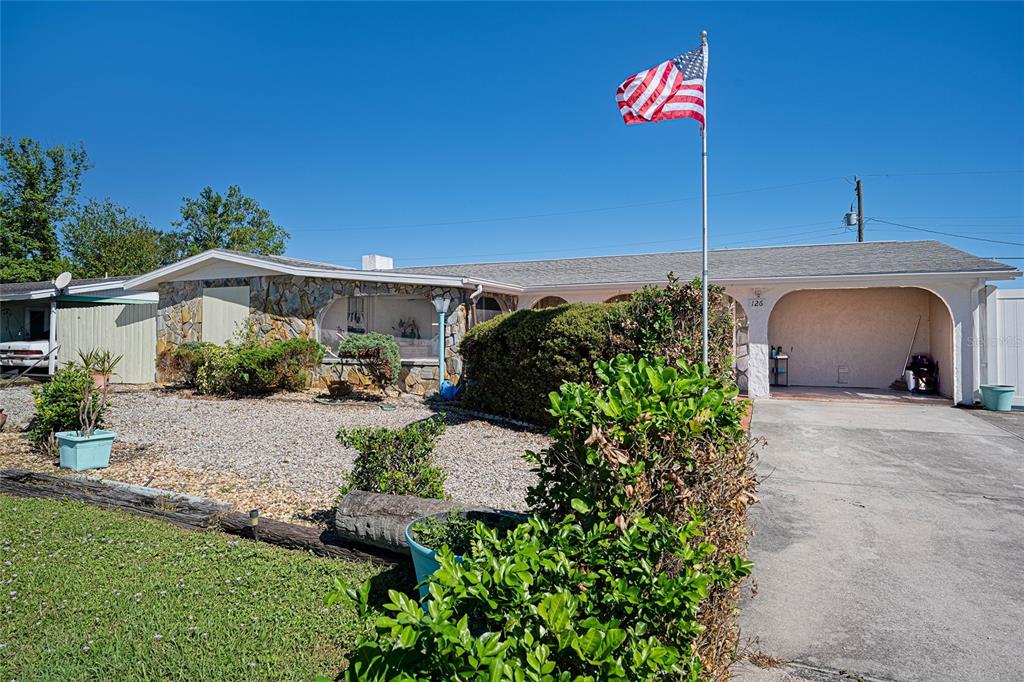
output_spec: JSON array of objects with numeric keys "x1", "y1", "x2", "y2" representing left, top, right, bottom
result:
[
  {"x1": 396, "y1": 241, "x2": 1017, "y2": 287},
  {"x1": 215, "y1": 249, "x2": 354, "y2": 272},
  {"x1": 0, "y1": 276, "x2": 130, "y2": 297}
]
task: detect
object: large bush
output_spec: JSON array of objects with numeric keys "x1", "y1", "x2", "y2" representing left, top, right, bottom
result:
[
  {"x1": 337, "y1": 414, "x2": 448, "y2": 499},
  {"x1": 618, "y1": 275, "x2": 736, "y2": 382},
  {"x1": 331, "y1": 354, "x2": 757, "y2": 681},
  {"x1": 172, "y1": 337, "x2": 324, "y2": 396},
  {"x1": 459, "y1": 303, "x2": 626, "y2": 425},
  {"x1": 30, "y1": 366, "x2": 102, "y2": 446},
  {"x1": 459, "y1": 277, "x2": 737, "y2": 425}
]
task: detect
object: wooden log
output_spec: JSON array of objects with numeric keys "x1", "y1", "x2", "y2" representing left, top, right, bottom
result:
[
  {"x1": 0, "y1": 469, "x2": 229, "y2": 529},
  {"x1": 217, "y1": 511, "x2": 400, "y2": 565},
  {"x1": 0, "y1": 469, "x2": 400, "y2": 566},
  {"x1": 335, "y1": 489, "x2": 496, "y2": 553}
]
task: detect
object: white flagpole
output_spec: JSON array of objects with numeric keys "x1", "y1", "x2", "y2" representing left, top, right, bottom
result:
[{"x1": 700, "y1": 30, "x2": 709, "y2": 366}]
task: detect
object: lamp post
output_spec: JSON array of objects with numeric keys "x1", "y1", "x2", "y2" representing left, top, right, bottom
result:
[{"x1": 431, "y1": 294, "x2": 452, "y2": 393}]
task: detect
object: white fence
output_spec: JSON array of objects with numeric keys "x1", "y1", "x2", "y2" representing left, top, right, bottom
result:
[
  {"x1": 57, "y1": 302, "x2": 157, "y2": 384},
  {"x1": 994, "y1": 289, "x2": 1024, "y2": 405}
]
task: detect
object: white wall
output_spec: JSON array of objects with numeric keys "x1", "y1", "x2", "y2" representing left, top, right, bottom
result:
[
  {"x1": 57, "y1": 302, "x2": 157, "y2": 384},
  {"x1": 202, "y1": 286, "x2": 250, "y2": 344},
  {"x1": 994, "y1": 289, "x2": 1024, "y2": 405}
]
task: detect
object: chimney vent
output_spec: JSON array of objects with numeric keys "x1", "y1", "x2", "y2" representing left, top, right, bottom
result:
[{"x1": 361, "y1": 254, "x2": 394, "y2": 271}]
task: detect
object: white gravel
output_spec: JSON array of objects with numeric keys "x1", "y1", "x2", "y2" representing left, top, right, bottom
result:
[
  {"x1": 0, "y1": 385, "x2": 37, "y2": 432},
  {"x1": 5, "y1": 386, "x2": 545, "y2": 510}
]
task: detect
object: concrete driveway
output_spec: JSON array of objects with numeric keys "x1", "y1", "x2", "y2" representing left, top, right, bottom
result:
[{"x1": 740, "y1": 400, "x2": 1024, "y2": 681}]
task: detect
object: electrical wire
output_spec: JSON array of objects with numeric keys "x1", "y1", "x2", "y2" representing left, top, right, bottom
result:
[
  {"x1": 281, "y1": 176, "x2": 846, "y2": 233},
  {"x1": 868, "y1": 216, "x2": 1024, "y2": 245}
]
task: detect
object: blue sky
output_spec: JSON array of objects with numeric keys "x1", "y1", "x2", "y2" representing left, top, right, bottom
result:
[{"x1": 3, "y1": 2, "x2": 1022, "y2": 280}]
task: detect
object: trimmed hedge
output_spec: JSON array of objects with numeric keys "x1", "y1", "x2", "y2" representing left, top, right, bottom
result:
[{"x1": 459, "y1": 303, "x2": 626, "y2": 425}]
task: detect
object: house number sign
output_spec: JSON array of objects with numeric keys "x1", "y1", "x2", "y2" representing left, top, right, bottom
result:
[{"x1": 749, "y1": 297, "x2": 765, "y2": 308}]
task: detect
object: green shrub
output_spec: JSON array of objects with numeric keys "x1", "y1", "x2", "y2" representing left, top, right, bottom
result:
[
  {"x1": 336, "y1": 333, "x2": 401, "y2": 392},
  {"x1": 330, "y1": 354, "x2": 757, "y2": 681},
  {"x1": 173, "y1": 338, "x2": 325, "y2": 396},
  {"x1": 30, "y1": 366, "x2": 101, "y2": 445},
  {"x1": 331, "y1": 511, "x2": 751, "y2": 681},
  {"x1": 618, "y1": 275, "x2": 736, "y2": 382},
  {"x1": 458, "y1": 277, "x2": 737, "y2": 426},
  {"x1": 409, "y1": 512, "x2": 487, "y2": 556},
  {"x1": 526, "y1": 354, "x2": 756, "y2": 678},
  {"x1": 337, "y1": 414, "x2": 448, "y2": 499},
  {"x1": 459, "y1": 303, "x2": 626, "y2": 425}
]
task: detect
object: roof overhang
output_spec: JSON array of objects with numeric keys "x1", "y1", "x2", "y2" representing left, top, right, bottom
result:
[
  {"x1": 123, "y1": 250, "x2": 527, "y2": 295},
  {"x1": 0, "y1": 279, "x2": 136, "y2": 302},
  {"x1": 514, "y1": 268, "x2": 1021, "y2": 294}
]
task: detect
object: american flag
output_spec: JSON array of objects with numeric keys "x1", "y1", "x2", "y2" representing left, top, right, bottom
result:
[{"x1": 616, "y1": 44, "x2": 706, "y2": 127}]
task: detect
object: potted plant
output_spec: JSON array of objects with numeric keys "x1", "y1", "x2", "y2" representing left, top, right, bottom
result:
[
  {"x1": 77, "y1": 348, "x2": 123, "y2": 389},
  {"x1": 56, "y1": 370, "x2": 116, "y2": 471},
  {"x1": 405, "y1": 510, "x2": 523, "y2": 601}
]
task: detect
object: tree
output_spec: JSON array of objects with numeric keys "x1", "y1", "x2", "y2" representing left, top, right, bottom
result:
[
  {"x1": 170, "y1": 185, "x2": 288, "y2": 257},
  {"x1": 62, "y1": 198, "x2": 178, "y2": 278},
  {"x1": 0, "y1": 137, "x2": 90, "y2": 283}
]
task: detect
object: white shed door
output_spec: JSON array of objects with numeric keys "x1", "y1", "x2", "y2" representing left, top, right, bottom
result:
[{"x1": 202, "y1": 286, "x2": 250, "y2": 345}]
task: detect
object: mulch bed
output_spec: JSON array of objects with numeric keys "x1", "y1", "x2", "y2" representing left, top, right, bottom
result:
[{"x1": 0, "y1": 432, "x2": 333, "y2": 525}]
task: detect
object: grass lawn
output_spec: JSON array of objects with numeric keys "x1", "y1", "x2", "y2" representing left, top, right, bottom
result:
[{"x1": 0, "y1": 494, "x2": 390, "y2": 681}]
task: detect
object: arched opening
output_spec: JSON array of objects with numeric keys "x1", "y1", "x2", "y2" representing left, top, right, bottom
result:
[
  {"x1": 318, "y1": 293, "x2": 439, "y2": 360},
  {"x1": 532, "y1": 296, "x2": 568, "y2": 310},
  {"x1": 604, "y1": 293, "x2": 632, "y2": 303},
  {"x1": 767, "y1": 287, "x2": 954, "y2": 398},
  {"x1": 725, "y1": 295, "x2": 749, "y2": 392},
  {"x1": 473, "y1": 295, "x2": 505, "y2": 324}
]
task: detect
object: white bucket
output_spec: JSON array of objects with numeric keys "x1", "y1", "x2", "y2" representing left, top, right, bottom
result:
[{"x1": 903, "y1": 369, "x2": 916, "y2": 391}]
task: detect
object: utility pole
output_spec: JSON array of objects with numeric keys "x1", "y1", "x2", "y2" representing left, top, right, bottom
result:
[{"x1": 855, "y1": 176, "x2": 864, "y2": 242}]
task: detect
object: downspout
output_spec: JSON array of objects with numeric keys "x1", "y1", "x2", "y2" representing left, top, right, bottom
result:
[{"x1": 467, "y1": 285, "x2": 484, "y2": 329}]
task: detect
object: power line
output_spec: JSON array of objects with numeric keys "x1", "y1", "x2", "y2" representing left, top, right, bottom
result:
[
  {"x1": 281, "y1": 176, "x2": 846, "y2": 233},
  {"x1": 868, "y1": 218, "x2": 1024, "y2": 247},
  {"x1": 860, "y1": 170, "x2": 1024, "y2": 178}
]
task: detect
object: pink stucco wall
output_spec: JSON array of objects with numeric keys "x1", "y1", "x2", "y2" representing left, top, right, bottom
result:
[
  {"x1": 928, "y1": 294, "x2": 954, "y2": 397},
  {"x1": 768, "y1": 287, "x2": 953, "y2": 392}
]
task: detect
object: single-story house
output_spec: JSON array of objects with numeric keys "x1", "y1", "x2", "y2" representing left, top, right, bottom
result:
[
  {"x1": 123, "y1": 240, "x2": 1021, "y2": 405},
  {"x1": 0, "y1": 277, "x2": 158, "y2": 383}
]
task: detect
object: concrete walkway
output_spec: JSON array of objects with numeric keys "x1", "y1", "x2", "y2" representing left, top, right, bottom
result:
[{"x1": 740, "y1": 400, "x2": 1024, "y2": 681}]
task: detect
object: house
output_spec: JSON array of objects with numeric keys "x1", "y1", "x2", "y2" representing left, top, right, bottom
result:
[
  {"x1": 0, "y1": 277, "x2": 158, "y2": 383},
  {"x1": 123, "y1": 241, "x2": 1021, "y2": 405}
]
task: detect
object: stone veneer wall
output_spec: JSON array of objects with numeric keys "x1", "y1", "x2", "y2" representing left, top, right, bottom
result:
[{"x1": 156, "y1": 275, "x2": 480, "y2": 394}]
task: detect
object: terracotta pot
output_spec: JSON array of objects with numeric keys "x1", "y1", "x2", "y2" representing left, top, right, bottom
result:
[{"x1": 92, "y1": 372, "x2": 110, "y2": 390}]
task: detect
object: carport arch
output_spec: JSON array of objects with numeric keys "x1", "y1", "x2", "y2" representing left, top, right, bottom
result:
[{"x1": 765, "y1": 286, "x2": 955, "y2": 401}]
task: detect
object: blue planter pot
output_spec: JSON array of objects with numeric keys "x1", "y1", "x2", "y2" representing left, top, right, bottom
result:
[
  {"x1": 56, "y1": 429, "x2": 116, "y2": 471},
  {"x1": 980, "y1": 385, "x2": 1015, "y2": 412},
  {"x1": 405, "y1": 510, "x2": 524, "y2": 602}
]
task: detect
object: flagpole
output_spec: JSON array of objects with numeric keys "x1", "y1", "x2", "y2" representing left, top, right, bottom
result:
[{"x1": 700, "y1": 29, "x2": 709, "y2": 366}]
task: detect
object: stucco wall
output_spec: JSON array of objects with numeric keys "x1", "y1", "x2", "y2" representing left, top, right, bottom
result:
[
  {"x1": 929, "y1": 294, "x2": 954, "y2": 397},
  {"x1": 767, "y1": 287, "x2": 945, "y2": 389}
]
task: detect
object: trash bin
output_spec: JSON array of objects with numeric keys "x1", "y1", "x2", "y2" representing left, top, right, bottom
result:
[{"x1": 980, "y1": 385, "x2": 1015, "y2": 411}]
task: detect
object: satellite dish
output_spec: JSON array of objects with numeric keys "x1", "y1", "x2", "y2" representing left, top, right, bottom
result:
[{"x1": 54, "y1": 272, "x2": 72, "y2": 290}]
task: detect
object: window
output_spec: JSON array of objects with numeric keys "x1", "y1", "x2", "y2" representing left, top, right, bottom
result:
[
  {"x1": 474, "y1": 296, "x2": 504, "y2": 324},
  {"x1": 319, "y1": 294, "x2": 439, "y2": 360},
  {"x1": 26, "y1": 309, "x2": 48, "y2": 340}
]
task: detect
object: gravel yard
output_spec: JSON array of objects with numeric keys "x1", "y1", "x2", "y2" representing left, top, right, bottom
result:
[{"x1": 0, "y1": 385, "x2": 545, "y2": 513}]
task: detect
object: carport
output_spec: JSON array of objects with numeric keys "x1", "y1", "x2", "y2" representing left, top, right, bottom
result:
[{"x1": 766, "y1": 286, "x2": 954, "y2": 398}]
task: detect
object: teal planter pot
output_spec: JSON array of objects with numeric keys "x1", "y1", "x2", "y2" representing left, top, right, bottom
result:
[
  {"x1": 980, "y1": 385, "x2": 1015, "y2": 412},
  {"x1": 405, "y1": 510, "x2": 524, "y2": 602},
  {"x1": 57, "y1": 429, "x2": 116, "y2": 471}
]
